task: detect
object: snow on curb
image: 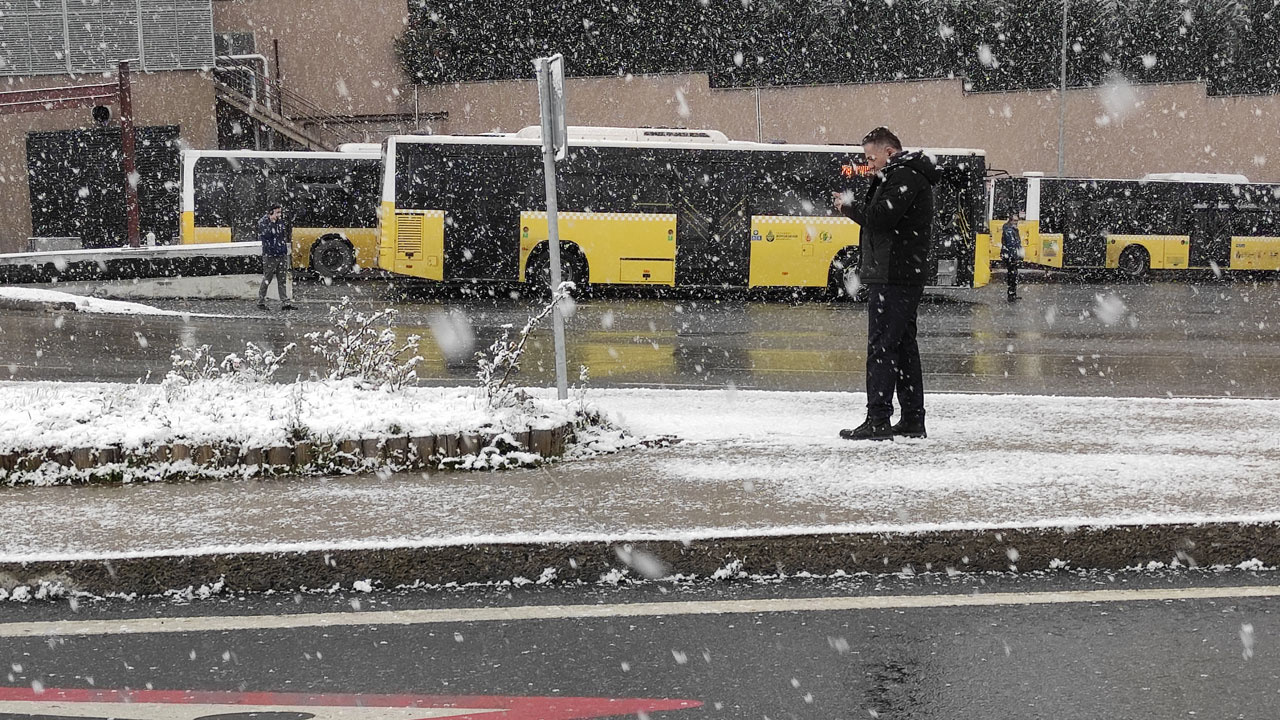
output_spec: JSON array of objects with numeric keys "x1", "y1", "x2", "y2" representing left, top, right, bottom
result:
[
  {"x1": 0, "y1": 286, "x2": 213, "y2": 317},
  {"x1": 0, "y1": 379, "x2": 599, "y2": 485},
  {"x1": 4, "y1": 520, "x2": 1280, "y2": 601}
]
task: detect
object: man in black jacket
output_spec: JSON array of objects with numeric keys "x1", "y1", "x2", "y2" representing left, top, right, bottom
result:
[{"x1": 833, "y1": 127, "x2": 939, "y2": 441}]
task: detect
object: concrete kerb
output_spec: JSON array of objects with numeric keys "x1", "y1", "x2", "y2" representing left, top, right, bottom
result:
[
  {"x1": 0, "y1": 298, "x2": 76, "y2": 313},
  {"x1": 2, "y1": 522, "x2": 1278, "y2": 597},
  {"x1": 0, "y1": 424, "x2": 574, "y2": 486}
]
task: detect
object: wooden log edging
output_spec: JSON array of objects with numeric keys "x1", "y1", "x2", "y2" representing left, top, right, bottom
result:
[{"x1": 0, "y1": 423, "x2": 575, "y2": 485}]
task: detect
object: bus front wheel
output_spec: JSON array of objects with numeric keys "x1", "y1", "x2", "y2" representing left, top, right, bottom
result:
[
  {"x1": 525, "y1": 244, "x2": 588, "y2": 296},
  {"x1": 1118, "y1": 245, "x2": 1150, "y2": 279},
  {"x1": 311, "y1": 236, "x2": 355, "y2": 278}
]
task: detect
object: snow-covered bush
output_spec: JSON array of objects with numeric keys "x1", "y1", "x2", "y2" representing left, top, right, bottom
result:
[
  {"x1": 167, "y1": 344, "x2": 220, "y2": 383},
  {"x1": 167, "y1": 342, "x2": 294, "y2": 386},
  {"x1": 475, "y1": 282, "x2": 574, "y2": 408},
  {"x1": 306, "y1": 297, "x2": 422, "y2": 390},
  {"x1": 221, "y1": 342, "x2": 295, "y2": 382}
]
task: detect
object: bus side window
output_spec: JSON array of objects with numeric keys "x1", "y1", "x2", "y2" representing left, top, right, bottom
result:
[
  {"x1": 400, "y1": 149, "x2": 443, "y2": 208},
  {"x1": 1262, "y1": 209, "x2": 1280, "y2": 236},
  {"x1": 623, "y1": 175, "x2": 672, "y2": 210},
  {"x1": 289, "y1": 177, "x2": 350, "y2": 228},
  {"x1": 263, "y1": 175, "x2": 288, "y2": 217},
  {"x1": 1040, "y1": 192, "x2": 1061, "y2": 233},
  {"x1": 194, "y1": 172, "x2": 229, "y2": 227},
  {"x1": 1238, "y1": 210, "x2": 1264, "y2": 236},
  {"x1": 346, "y1": 167, "x2": 381, "y2": 227},
  {"x1": 557, "y1": 173, "x2": 593, "y2": 209}
]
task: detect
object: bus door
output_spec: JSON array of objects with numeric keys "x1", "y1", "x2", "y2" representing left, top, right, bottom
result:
[
  {"x1": 1191, "y1": 207, "x2": 1233, "y2": 269},
  {"x1": 931, "y1": 168, "x2": 970, "y2": 285},
  {"x1": 671, "y1": 152, "x2": 751, "y2": 286},
  {"x1": 444, "y1": 149, "x2": 527, "y2": 280},
  {"x1": 1062, "y1": 200, "x2": 1102, "y2": 268}
]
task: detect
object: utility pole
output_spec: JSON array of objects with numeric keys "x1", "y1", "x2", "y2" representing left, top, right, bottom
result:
[{"x1": 1057, "y1": 0, "x2": 1068, "y2": 178}]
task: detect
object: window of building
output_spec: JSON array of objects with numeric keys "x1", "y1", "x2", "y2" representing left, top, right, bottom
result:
[
  {"x1": 0, "y1": 0, "x2": 214, "y2": 76},
  {"x1": 214, "y1": 31, "x2": 255, "y2": 57}
]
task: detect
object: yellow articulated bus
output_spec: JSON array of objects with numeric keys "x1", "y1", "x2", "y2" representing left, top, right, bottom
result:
[
  {"x1": 376, "y1": 127, "x2": 990, "y2": 295},
  {"x1": 180, "y1": 149, "x2": 381, "y2": 276},
  {"x1": 991, "y1": 171, "x2": 1280, "y2": 277}
]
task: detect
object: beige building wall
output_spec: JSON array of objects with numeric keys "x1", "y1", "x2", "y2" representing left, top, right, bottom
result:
[
  {"x1": 5, "y1": 0, "x2": 1280, "y2": 256},
  {"x1": 0, "y1": 71, "x2": 218, "y2": 254},
  {"x1": 416, "y1": 73, "x2": 1280, "y2": 183},
  {"x1": 212, "y1": 0, "x2": 412, "y2": 120}
]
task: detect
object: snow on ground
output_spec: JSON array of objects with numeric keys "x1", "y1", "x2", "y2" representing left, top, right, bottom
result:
[
  {"x1": 0, "y1": 379, "x2": 572, "y2": 456},
  {"x1": 0, "y1": 286, "x2": 209, "y2": 317},
  {"x1": 593, "y1": 388, "x2": 1280, "y2": 525},
  {"x1": 28, "y1": 275, "x2": 264, "y2": 301},
  {"x1": 2, "y1": 387, "x2": 1280, "y2": 561}
]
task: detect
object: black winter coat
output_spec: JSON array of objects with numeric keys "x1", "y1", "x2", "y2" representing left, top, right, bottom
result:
[
  {"x1": 1001, "y1": 219, "x2": 1024, "y2": 262},
  {"x1": 840, "y1": 150, "x2": 939, "y2": 286}
]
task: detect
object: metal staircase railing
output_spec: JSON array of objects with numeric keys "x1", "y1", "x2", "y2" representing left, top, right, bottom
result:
[{"x1": 213, "y1": 55, "x2": 369, "y2": 151}]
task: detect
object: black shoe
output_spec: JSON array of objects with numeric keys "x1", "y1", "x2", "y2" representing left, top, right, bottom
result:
[
  {"x1": 892, "y1": 417, "x2": 927, "y2": 439},
  {"x1": 256, "y1": 302, "x2": 268, "y2": 310},
  {"x1": 281, "y1": 303, "x2": 296, "y2": 311},
  {"x1": 839, "y1": 419, "x2": 893, "y2": 441},
  {"x1": 1007, "y1": 295, "x2": 1020, "y2": 302}
]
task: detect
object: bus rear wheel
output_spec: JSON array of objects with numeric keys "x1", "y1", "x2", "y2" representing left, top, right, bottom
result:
[
  {"x1": 311, "y1": 236, "x2": 355, "y2": 278},
  {"x1": 1118, "y1": 245, "x2": 1150, "y2": 279}
]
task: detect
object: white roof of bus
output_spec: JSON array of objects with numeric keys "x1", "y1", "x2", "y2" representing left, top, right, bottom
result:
[
  {"x1": 1142, "y1": 172, "x2": 1252, "y2": 184},
  {"x1": 1030, "y1": 173, "x2": 1272, "y2": 187},
  {"x1": 385, "y1": 127, "x2": 985, "y2": 157},
  {"x1": 184, "y1": 149, "x2": 380, "y2": 161},
  {"x1": 338, "y1": 142, "x2": 384, "y2": 154}
]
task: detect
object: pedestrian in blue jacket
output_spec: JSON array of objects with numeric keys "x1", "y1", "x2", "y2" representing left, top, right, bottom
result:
[
  {"x1": 257, "y1": 204, "x2": 294, "y2": 311},
  {"x1": 1001, "y1": 213, "x2": 1024, "y2": 302}
]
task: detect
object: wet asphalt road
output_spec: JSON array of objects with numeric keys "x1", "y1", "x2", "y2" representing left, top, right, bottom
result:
[
  {"x1": 4, "y1": 274, "x2": 1280, "y2": 718},
  {"x1": 4, "y1": 272, "x2": 1280, "y2": 397},
  {"x1": 0, "y1": 570, "x2": 1277, "y2": 719}
]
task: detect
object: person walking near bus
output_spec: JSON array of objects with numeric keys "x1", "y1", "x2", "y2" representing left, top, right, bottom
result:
[
  {"x1": 832, "y1": 126, "x2": 938, "y2": 441},
  {"x1": 257, "y1": 203, "x2": 294, "y2": 311},
  {"x1": 1001, "y1": 212, "x2": 1024, "y2": 301}
]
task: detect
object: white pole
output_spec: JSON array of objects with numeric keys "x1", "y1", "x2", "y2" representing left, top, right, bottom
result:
[
  {"x1": 535, "y1": 58, "x2": 569, "y2": 401},
  {"x1": 1057, "y1": 0, "x2": 1068, "y2": 177},
  {"x1": 755, "y1": 88, "x2": 762, "y2": 143}
]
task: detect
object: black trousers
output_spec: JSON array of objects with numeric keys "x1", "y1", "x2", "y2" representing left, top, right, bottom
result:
[
  {"x1": 1004, "y1": 258, "x2": 1020, "y2": 298},
  {"x1": 865, "y1": 284, "x2": 925, "y2": 422}
]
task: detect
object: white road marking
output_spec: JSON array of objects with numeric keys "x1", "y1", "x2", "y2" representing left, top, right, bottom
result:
[
  {"x1": 2, "y1": 585, "x2": 1276, "y2": 638},
  {"x1": 0, "y1": 701, "x2": 491, "y2": 719}
]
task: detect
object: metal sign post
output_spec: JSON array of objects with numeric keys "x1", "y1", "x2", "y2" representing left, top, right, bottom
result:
[{"x1": 534, "y1": 53, "x2": 569, "y2": 401}]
